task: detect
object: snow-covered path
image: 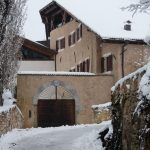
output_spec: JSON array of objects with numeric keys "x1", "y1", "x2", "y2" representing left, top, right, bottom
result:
[{"x1": 0, "y1": 121, "x2": 111, "y2": 150}]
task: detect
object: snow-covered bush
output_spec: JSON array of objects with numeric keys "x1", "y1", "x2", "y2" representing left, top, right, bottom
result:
[
  {"x1": 2, "y1": 89, "x2": 16, "y2": 106},
  {"x1": 132, "y1": 63, "x2": 150, "y2": 150}
]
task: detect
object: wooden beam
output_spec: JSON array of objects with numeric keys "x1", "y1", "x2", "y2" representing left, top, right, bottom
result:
[
  {"x1": 23, "y1": 39, "x2": 57, "y2": 58},
  {"x1": 51, "y1": 9, "x2": 63, "y2": 17}
]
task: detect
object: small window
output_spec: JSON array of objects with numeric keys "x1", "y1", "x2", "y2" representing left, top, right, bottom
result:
[
  {"x1": 56, "y1": 37, "x2": 65, "y2": 51},
  {"x1": 101, "y1": 54, "x2": 113, "y2": 73}
]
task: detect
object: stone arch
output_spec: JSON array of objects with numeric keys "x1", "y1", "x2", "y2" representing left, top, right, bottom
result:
[{"x1": 33, "y1": 80, "x2": 81, "y2": 113}]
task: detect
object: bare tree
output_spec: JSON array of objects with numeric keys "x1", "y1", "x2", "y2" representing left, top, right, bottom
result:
[
  {"x1": 122, "y1": 0, "x2": 150, "y2": 16},
  {"x1": 0, "y1": 0, "x2": 26, "y2": 106}
]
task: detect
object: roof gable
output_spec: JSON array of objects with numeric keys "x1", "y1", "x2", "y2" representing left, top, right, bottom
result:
[{"x1": 42, "y1": 0, "x2": 150, "y2": 41}]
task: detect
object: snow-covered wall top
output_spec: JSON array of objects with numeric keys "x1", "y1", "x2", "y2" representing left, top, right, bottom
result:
[
  {"x1": 18, "y1": 71, "x2": 95, "y2": 76},
  {"x1": 54, "y1": 0, "x2": 150, "y2": 40}
]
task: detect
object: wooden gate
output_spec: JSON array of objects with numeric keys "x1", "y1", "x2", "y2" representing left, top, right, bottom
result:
[{"x1": 37, "y1": 99, "x2": 75, "y2": 127}]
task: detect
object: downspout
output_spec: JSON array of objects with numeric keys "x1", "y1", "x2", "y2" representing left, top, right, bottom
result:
[
  {"x1": 55, "y1": 53, "x2": 57, "y2": 71},
  {"x1": 121, "y1": 41, "x2": 128, "y2": 78},
  {"x1": 54, "y1": 53, "x2": 57, "y2": 100}
]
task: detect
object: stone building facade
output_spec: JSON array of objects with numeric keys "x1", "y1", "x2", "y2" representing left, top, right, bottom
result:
[{"x1": 16, "y1": 1, "x2": 150, "y2": 127}]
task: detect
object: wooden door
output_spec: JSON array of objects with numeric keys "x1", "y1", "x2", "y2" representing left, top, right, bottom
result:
[{"x1": 37, "y1": 99, "x2": 75, "y2": 127}]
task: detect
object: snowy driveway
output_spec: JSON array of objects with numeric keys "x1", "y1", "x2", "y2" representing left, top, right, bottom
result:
[{"x1": 0, "y1": 121, "x2": 111, "y2": 150}]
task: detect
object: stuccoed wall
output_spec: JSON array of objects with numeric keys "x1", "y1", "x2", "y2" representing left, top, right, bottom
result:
[
  {"x1": 0, "y1": 105, "x2": 23, "y2": 136},
  {"x1": 111, "y1": 68, "x2": 150, "y2": 150}
]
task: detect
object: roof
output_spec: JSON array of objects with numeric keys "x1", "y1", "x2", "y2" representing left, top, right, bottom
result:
[
  {"x1": 23, "y1": 38, "x2": 57, "y2": 58},
  {"x1": 40, "y1": 0, "x2": 150, "y2": 41}
]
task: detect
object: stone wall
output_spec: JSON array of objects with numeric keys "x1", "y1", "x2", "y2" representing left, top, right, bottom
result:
[
  {"x1": 111, "y1": 66, "x2": 150, "y2": 150},
  {"x1": 0, "y1": 105, "x2": 23, "y2": 136},
  {"x1": 92, "y1": 102, "x2": 112, "y2": 123},
  {"x1": 17, "y1": 74, "x2": 113, "y2": 128}
]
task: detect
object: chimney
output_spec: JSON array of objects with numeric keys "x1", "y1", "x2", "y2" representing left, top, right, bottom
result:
[{"x1": 124, "y1": 20, "x2": 132, "y2": 31}]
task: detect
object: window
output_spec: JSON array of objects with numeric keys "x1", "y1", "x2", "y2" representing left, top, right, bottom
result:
[
  {"x1": 56, "y1": 37, "x2": 65, "y2": 51},
  {"x1": 101, "y1": 54, "x2": 113, "y2": 73},
  {"x1": 77, "y1": 24, "x2": 82, "y2": 41},
  {"x1": 68, "y1": 31, "x2": 76, "y2": 46},
  {"x1": 78, "y1": 58, "x2": 90, "y2": 72}
]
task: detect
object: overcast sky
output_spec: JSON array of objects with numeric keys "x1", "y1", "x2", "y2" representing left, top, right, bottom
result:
[{"x1": 23, "y1": 0, "x2": 52, "y2": 41}]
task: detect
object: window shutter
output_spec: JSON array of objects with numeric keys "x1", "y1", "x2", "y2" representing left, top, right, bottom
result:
[
  {"x1": 68, "y1": 35, "x2": 71, "y2": 46},
  {"x1": 107, "y1": 55, "x2": 113, "y2": 71},
  {"x1": 77, "y1": 64, "x2": 80, "y2": 72},
  {"x1": 56, "y1": 40, "x2": 59, "y2": 50},
  {"x1": 80, "y1": 25, "x2": 82, "y2": 38},
  {"x1": 62, "y1": 38, "x2": 65, "y2": 49},
  {"x1": 73, "y1": 32, "x2": 76, "y2": 44},
  {"x1": 101, "y1": 57, "x2": 104, "y2": 73},
  {"x1": 87, "y1": 59, "x2": 90, "y2": 72},
  {"x1": 83, "y1": 61, "x2": 85, "y2": 72},
  {"x1": 80, "y1": 62, "x2": 83, "y2": 72},
  {"x1": 77, "y1": 28, "x2": 79, "y2": 41}
]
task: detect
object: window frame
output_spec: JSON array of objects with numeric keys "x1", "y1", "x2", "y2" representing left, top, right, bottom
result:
[
  {"x1": 101, "y1": 53, "x2": 113, "y2": 73},
  {"x1": 68, "y1": 31, "x2": 76, "y2": 47},
  {"x1": 56, "y1": 36, "x2": 65, "y2": 51}
]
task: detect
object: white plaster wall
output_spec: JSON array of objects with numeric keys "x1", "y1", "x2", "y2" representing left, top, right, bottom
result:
[{"x1": 18, "y1": 61, "x2": 55, "y2": 71}]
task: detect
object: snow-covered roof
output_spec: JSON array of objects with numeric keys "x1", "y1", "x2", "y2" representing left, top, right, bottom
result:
[
  {"x1": 18, "y1": 71, "x2": 95, "y2": 76},
  {"x1": 50, "y1": 0, "x2": 150, "y2": 41}
]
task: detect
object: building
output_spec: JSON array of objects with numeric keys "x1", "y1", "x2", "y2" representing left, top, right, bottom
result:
[
  {"x1": 19, "y1": 38, "x2": 56, "y2": 72},
  {"x1": 17, "y1": 0, "x2": 150, "y2": 128}
]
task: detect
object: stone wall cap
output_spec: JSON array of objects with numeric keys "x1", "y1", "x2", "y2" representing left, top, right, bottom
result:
[{"x1": 18, "y1": 71, "x2": 95, "y2": 76}]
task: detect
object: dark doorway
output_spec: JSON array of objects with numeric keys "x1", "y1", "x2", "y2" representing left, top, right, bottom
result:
[{"x1": 38, "y1": 99, "x2": 75, "y2": 127}]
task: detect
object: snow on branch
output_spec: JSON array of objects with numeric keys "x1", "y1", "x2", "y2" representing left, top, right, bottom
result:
[{"x1": 0, "y1": 0, "x2": 27, "y2": 105}]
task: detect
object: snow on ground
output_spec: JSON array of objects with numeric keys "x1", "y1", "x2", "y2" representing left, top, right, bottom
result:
[{"x1": 0, "y1": 120, "x2": 112, "y2": 150}]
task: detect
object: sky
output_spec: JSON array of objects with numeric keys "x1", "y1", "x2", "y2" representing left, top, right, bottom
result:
[{"x1": 23, "y1": 0, "x2": 52, "y2": 41}]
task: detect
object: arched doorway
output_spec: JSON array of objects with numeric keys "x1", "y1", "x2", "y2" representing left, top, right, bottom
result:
[{"x1": 33, "y1": 80, "x2": 80, "y2": 127}]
